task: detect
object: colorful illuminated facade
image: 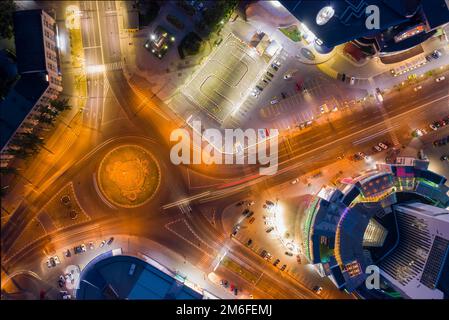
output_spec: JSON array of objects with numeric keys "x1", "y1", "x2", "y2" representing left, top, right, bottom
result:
[{"x1": 303, "y1": 158, "x2": 449, "y2": 299}]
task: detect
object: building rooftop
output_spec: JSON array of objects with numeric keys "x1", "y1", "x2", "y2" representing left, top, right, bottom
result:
[
  {"x1": 13, "y1": 9, "x2": 47, "y2": 74},
  {"x1": 0, "y1": 73, "x2": 49, "y2": 149},
  {"x1": 76, "y1": 255, "x2": 203, "y2": 300},
  {"x1": 279, "y1": 0, "x2": 449, "y2": 50}
]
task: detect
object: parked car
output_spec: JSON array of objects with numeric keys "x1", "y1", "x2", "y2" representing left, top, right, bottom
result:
[
  {"x1": 285, "y1": 251, "x2": 293, "y2": 256},
  {"x1": 64, "y1": 249, "x2": 71, "y2": 258},
  {"x1": 107, "y1": 237, "x2": 114, "y2": 245},
  {"x1": 291, "y1": 178, "x2": 299, "y2": 185},
  {"x1": 246, "y1": 239, "x2": 253, "y2": 246},
  {"x1": 236, "y1": 201, "x2": 245, "y2": 207},
  {"x1": 260, "y1": 250, "x2": 267, "y2": 258},
  {"x1": 441, "y1": 155, "x2": 449, "y2": 161},
  {"x1": 432, "y1": 50, "x2": 442, "y2": 59},
  {"x1": 242, "y1": 208, "x2": 250, "y2": 215},
  {"x1": 280, "y1": 264, "x2": 287, "y2": 271},
  {"x1": 99, "y1": 240, "x2": 106, "y2": 248},
  {"x1": 58, "y1": 276, "x2": 65, "y2": 288},
  {"x1": 265, "y1": 200, "x2": 275, "y2": 207},
  {"x1": 48, "y1": 257, "x2": 56, "y2": 268},
  {"x1": 273, "y1": 259, "x2": 280, "y2": 266},
  {"x1": 375, "y1": 88, "x2": 384, "y2": 102},
  {"x1": 248, "y1": 217, "x2": 255, "y2": 224},
  {"x1": 296, "y1": 255, "x2": 302, "y2": 263},
  {"x1": 350, "y1": 76, "x2": 355, "y2": 85},
  {"x1": 373, "y1": 145, "x2": 382, "y2": 152},
  {"x1": 357, "y1": 152, "x2": 369, "y2": 160},
  {"x1": 88, "y1": 242, "x2": 94, "y2": 250},
  {"x1": 283, "y1": 73, "x2": 292, "y2": 80},
  {"x1": 378, "y1": 142, "x2": 388, "y2": 150},
  {"x1": 246, "y1": 211, "x2": 254, "y2": 219},
  {"x1": 436, "y1": 76, "x2": 446, "y2": 82},
  {"x1": 247, "y1": 201, "x2": 255, "y2": 206},
  {"x1": 74, "y1": 244, "x2": 86, "y2": 254},
  {"x1": 266, "y1": 226, "x2": 274, "y2": 233},
  {"x1": 270, "y1": 97, "x2": 279, "y2": 105},
  {"x1": 313, "y1": 286, "x2": 323, "y2": 295}
]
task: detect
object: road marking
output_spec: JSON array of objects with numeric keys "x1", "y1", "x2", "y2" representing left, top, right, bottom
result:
[{"x1": 352, "y1": 123, "x2": 401, "y2": 145}]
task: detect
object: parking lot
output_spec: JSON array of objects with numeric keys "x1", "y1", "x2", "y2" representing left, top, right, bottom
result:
[{"x1": 182, "y1": 33, "x2": 267, "y2": 125}]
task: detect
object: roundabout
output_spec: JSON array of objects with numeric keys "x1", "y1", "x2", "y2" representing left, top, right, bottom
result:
[{"x1": 97, "y1": 145, "x2": 161, "y2": 208}]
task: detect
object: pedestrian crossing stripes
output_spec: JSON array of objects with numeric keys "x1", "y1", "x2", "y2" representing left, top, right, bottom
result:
[{"x1": 104, "y1": 61, "x2": 123, "y2": 71}]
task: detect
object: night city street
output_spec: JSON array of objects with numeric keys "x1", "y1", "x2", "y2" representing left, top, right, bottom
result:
[{"x1": 1, "y1": 0, "x2": 449, "y2": 313}]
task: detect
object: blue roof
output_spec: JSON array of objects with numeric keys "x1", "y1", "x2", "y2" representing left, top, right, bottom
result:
[
  {"x1": 76, "y1": 255, "x2": 203, "y2": 300},
  {"x1": 13, "y1": 10, "x2": 46, "y2": 74},
  {"x1": 279, "y1": 0, "x2": 441, "y2": 48}
]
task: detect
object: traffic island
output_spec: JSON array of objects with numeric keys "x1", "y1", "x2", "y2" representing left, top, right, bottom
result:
[{"x1": 97, "y1": 145, "x2": 161, "y2": 208}]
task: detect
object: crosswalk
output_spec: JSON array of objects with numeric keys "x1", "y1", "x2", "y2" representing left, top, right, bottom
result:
[{"x1": 103, "y1": 61, "x2": 124, "y2": 72}]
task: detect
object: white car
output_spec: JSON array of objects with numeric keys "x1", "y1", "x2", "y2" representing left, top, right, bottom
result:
[
  {"x1": 270, "y1": 98, "x2": 279, "y2": 105},
  {"x1": 414, "y1": 85, "x2": 422, "y2": 91},
  {"x1": 378, "y1": 142, "x2": 388, "y2": 150},
  {"x1": 429, "y1": 123, "x2": 438, "y2": 131},
  {"x1": 373, "y1": 145, "x2": 382, "y2": 152},
  {"x1": 99, "y1": 240, "x2": 106, "y2": 248},
  {"x1": 283, "y1": 73, "x2": 292, "y2": 80},
  {"x1": 350, "y1": 76, "x2": 355, "y2": 85},
  {"x1": 291, "y1": 178, "x2": 299, "y2": 185},
  {"x1": 436, "y1": 76, "x2": 446, "y2": 82},
  {"x1": 53, "y1": 255, "x2": 61, "y2": 265},
  {"x1": 375, "y1": 92, "x2": 383, "y2": 102}
]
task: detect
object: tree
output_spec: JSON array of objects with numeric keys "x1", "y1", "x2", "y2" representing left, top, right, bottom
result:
[
  {"x1": 0, "y1": 166, "x2": 18, "y2": 176},
  {"x1": 50, "y1": 98, "x2": 72, "y2": 113},
  {"x1": 0, "y1": 0, "x2": 16, "y2": 40}
]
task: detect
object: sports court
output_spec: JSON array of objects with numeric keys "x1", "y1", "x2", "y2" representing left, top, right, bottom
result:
[{"x1": 182, "y1": 33, "x2": 267, "y2": 125}]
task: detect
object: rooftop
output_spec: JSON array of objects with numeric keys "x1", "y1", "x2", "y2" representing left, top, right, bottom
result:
[
  {"x1": 76, "y1": 255, "x2": 203, "y2": 300},
  {"x1": 13, "y1": 9, "x2": 47, "y2": 74},
  {"x1": 0, "y1": 73, "x2": 49, "y2": 150},
  {"x1": 279, "y1": 0, "x2": 449, "y2": 49}
]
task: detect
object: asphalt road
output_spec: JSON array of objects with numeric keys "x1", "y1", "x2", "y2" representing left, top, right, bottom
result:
[{"x1": 2, "y1": 0, "x2": 449, "y2": 300}]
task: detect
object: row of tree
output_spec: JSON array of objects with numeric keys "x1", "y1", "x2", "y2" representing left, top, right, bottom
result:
[{"x1": 4, "y1": 98, "x2": 72, "y2": 160}]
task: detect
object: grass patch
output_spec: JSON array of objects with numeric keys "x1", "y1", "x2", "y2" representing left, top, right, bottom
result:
[
  {"x1": 222, "y1": 257, "x2": 259, "y2": 284},
  {"x1": 279, "y1": 25, "x2": 302, "y2": 42},
  {"x1": 69, "y1": 28, "x2": 84, "y2": 68}
]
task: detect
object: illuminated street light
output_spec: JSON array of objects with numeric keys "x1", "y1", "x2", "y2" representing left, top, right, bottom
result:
[
  {"x1": 316, "y1": 6, "x2": 335, "y2": 25},
  {"x1": 150, "y1": 34, "x2": 156, "y2": 40}
]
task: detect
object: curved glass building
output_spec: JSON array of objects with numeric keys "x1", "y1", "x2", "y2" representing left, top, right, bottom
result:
[{"x1": 303, "y1": 158, "x2": 449, "y2": 299}]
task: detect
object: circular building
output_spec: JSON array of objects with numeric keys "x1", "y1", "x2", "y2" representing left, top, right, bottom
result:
[{"x1": 303, "y1": 159, "x2": 449, "y2": 299}]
